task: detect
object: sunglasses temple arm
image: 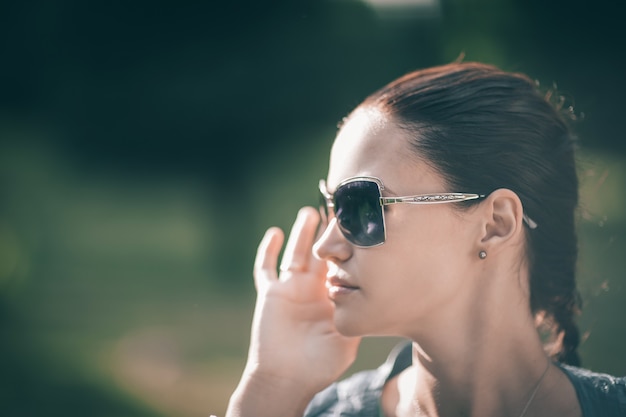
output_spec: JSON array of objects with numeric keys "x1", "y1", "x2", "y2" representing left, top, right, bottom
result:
[{"x1": 380, "y1": 193, "x2": 485, "y2": 205}]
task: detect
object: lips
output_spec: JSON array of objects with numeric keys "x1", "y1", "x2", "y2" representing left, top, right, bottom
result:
[
  {"x1": 325, "y1": 273, "x2": 360, "y2": 300},
  {"x1": 326, "y1": 276, "x2": 359, "y2": 290}
]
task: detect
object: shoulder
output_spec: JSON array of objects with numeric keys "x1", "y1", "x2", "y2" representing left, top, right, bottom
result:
[
  {"x1": 303, "y1": 368, "x2": 382, "y2": 417},
  {"x1": 558, "y1": 363, "x2": 626, "y2": 417},
  {"x1": 304, "y1": 342, "x2": 412, "y2": 417}
]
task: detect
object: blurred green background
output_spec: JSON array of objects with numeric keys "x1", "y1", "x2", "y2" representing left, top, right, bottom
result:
[{"x1": 1, "y1": 1, "x2": 625, "y2": 416}]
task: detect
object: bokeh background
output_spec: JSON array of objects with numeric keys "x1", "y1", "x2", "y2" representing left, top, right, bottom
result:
[{"x1": 1, "y1": 0, "x2": 625, "y2": 416}]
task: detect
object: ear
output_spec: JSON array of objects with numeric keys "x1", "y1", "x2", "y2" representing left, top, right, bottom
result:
[{"x1": 478, "y1": 189, "x2": 525, "y2": 252}]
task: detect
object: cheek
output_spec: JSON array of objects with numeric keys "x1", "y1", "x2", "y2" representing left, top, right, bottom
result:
[
  {"x1": 385, "y1": 207, "x2": 453, "y2": 261},
  {"x1": 337, "y1": 210, "x2": 473, "y2": 335},
  {"x1": 383, "y1": 210, "x2": 470, "y2": 292}
]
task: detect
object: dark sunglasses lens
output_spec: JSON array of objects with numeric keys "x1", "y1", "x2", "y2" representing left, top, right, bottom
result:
[{"x1": 334, "y1": 180, "x2": 384, "y2": 246}]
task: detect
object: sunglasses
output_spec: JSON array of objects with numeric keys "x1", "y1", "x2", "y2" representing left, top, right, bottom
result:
[{"x1": 318, "y1": 176, "x2": 485, "y2": 248}]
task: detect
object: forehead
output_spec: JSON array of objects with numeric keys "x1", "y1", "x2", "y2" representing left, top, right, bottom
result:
[{"x1": 327, "y1": 108, "x2": 417, "y2": 189}]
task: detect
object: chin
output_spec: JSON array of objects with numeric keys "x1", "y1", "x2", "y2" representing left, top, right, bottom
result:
[
  {"x1": 333, "y1": 309, "x2": 384, "y2": 337},
  {"x1": 334, "y1": 312, "x2": 407, "y2": 340}
]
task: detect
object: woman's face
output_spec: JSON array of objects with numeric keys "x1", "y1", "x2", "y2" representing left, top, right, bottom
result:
[{"x1": 313, "y1": 108, "x2": 482, "y2": 339}]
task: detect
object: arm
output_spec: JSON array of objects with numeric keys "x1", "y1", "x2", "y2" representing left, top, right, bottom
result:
[{"x1": 225, "y1": 207, "x2": 361, "y2": 417}]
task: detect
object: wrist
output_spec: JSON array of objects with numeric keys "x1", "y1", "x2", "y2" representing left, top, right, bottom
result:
[{"x1": 226, "y1": 369, "x2": 317, "y2": 417}]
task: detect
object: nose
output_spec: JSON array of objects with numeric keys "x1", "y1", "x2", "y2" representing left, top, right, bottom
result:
[{"x1": 313, "y1": 217, "x2": 353, "y2": 262}]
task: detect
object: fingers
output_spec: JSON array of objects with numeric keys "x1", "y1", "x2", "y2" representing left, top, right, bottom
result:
[
  {"x1": 279, "y1": 207, "x2": 320, "y2": 276},
  {"x1": 254, "y1": 207, "x2": 324, "y2": 290},
  {"x1": 253, "y1": 227, "x2": 284, "y2": 291}
]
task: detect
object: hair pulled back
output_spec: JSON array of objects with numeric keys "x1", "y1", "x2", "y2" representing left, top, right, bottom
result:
[{"x1": 362, "y1": 62, "x2": 582, "y2": 365}]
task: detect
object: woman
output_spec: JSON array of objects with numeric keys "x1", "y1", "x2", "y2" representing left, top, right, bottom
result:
[{"x1": 225, "y1": 62, "x2": 626, "y2": 417}]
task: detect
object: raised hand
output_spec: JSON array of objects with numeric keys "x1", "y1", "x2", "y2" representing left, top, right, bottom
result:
[{"x1": 226, "y1": 207, "x2": 361, "y2": 417}]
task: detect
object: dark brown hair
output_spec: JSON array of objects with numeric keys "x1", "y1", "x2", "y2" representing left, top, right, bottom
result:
[{"x1": 361, "y1": 62, "x2": 581, "y2": 365}]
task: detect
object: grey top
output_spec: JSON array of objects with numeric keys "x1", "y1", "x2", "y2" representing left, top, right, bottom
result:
[{"x1": 304, "y1": 342, "x2": 626, "y2": 417}]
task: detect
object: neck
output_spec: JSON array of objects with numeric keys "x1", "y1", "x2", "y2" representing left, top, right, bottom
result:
[
  {"x1": 397, "y1": 266, "x2": 552, "y2": 416},
  {"x1": 407, "y1": 340, "x2": 549, "y2": 417}
]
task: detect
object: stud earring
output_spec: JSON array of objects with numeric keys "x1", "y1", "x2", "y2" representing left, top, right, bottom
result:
[{"x1": 478, "y1": 250, "x2": 487, "y2": 259}]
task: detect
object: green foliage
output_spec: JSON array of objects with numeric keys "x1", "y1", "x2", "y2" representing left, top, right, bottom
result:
[{"x1": 0, "y1": 1, "x2": 625, "y2": 415}]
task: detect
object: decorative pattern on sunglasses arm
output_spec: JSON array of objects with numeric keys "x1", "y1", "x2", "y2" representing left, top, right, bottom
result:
[{"x1": 381, "y1": 193, "x2": 482, "y2": 204}]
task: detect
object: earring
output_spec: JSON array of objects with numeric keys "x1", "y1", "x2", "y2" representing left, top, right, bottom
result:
[{"x1": 478, "y1": 250, "x2": 487, "y2": 259}]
